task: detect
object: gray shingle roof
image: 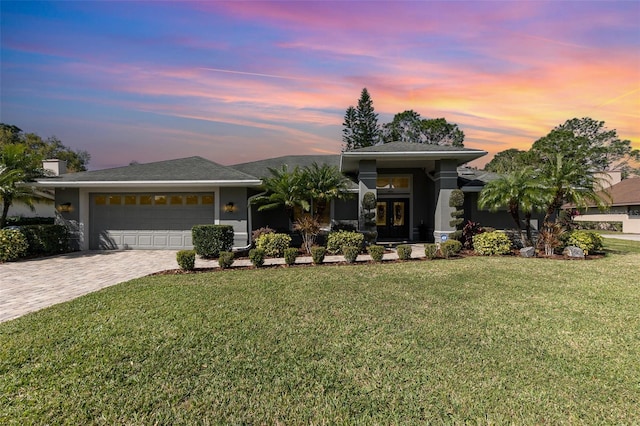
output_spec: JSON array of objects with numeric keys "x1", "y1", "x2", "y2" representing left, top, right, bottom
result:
[
  {"x1": 39, "y1": 156, "x2": 260, "y2": 183},
  {"x1": 231, "y1": 155, "x2": 341, "y2": 179}
]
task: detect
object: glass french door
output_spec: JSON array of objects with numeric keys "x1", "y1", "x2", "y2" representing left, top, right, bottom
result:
[{"x1": 376, "y1": 198, "x2": 410, "y2": 240}]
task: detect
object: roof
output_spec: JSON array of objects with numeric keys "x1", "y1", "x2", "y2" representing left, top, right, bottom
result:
[
  {"x1": 457, "y1": 168, "x2": 501, "y2": 192},
  {"x1": 596, "y1": 177, "x2": 640, "y2": 206},
  {"x1": 341, "y1": 141, "x2": 487, "y2": 172},
  {"x1": 231, "y1": 155, "x2": 341, "y2": 179},
  {"x1": 35, "y1": 156, "x2": 262, "y2": 188}
]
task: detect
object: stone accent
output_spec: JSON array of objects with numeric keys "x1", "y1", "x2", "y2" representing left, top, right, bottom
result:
[
  {"x1": 520, "y1": 246, "x2": 536, "y2": 258},
  {"x1": 563, "y1": 246, "x2": 585, "y2": 258}
]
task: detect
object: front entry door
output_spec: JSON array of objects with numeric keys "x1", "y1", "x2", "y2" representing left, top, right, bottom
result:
[{"x1": 376, "y1": 198, "x2": 410, "y2": 240}]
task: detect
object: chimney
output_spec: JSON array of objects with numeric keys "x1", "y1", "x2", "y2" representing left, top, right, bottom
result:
[{"x1": 43, "y1": 159, "x2": 67, "y2": 176}]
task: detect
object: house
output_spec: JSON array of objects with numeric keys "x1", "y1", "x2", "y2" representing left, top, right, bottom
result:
[
  {"x1": 35, "y1": 142, "x2": 491, "y2": 250},
  {"x1": 571, "y1": 175, "x2": 640, "y2": 233}
]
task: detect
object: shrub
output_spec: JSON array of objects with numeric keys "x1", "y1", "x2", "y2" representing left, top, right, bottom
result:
[
  {"x1": 176, "y1": 250, "x2": 196, "y2": 271},
  {"x1": 539, "y1": 222, "x2": 565, "y2": 256},
  {"x1": 5, "y1": 216, "x2": 55, "y2": 226},
  {"x1": 424, "y1": 243, "x2": 438, "y2": 259},
  {"x1": 255, "y1": 232, "x2": 291, "y2": 257},
  {"x1": 294, "y1": 215, "x2": 320, "y2": 254},
  {"x1": 284, "y1": 247, "x2": 298, "y2": 266},
  {"x1": 252, "y1": 227, "x2": 275, "y2": 244},
  {"x1": 342, "y1": 245, "x2": 360, "y2": 263},
  {"x1": 20, "y1": 224, "x2": 70, "y2": 256},
  {"x1": 0, "y1": 229, "x2": 29, "y2": 262},
  {"x1": 397, "y1": 244, "x2": 412, "y2": 260},
  {"x1": 567, "y1": 230, "x2": 604, "y2": 255},
  {"x1": 311, "y1": 246, "x2": 326, "y2": 264},
  {"x1": 249, "y1": 248, "x2": 265, "y2": 267},
  {"x1": 218, "y1": 251, "x2": 234, "y2": 269},
  {"x1": 440, "y1": 239, "x2": 462, "y2": 259},
  {"x1": 462, "y1": 220, "x2": 484, "y2": 250},
  {"x1": 326, "y1": 230, "x2": 364, "y2": 254},
  {"x1": 192, "y1": 225, "x2": 234, "y2": 258},
  {"x1": 473, "y1": 231, "x2": 511, "y2": 256},
  {"x1": 367, "y1": 245, "x2": 385, "y2": 262}
]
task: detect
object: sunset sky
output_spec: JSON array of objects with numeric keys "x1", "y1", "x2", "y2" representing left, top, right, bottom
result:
[{"x1": 1, "y1": 1, "x2": 638, "y2": 170}]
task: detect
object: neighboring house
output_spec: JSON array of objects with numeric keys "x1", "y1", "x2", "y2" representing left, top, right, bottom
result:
[
  {"x1": 572, "y1": 176, "x2": 640, "y2": 233},
  {"x1": 36, "y1": 142, "x2": 492, "y2": 251},
  {"x1": 5, "y1": 159, "x2": 62, "y2": 220}
]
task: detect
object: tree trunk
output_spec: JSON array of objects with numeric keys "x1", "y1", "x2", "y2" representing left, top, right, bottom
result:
[
  {"x1": 524, "y1": 212, "x2": 533, "y2": 247},
  {"x1": 1, "y1": 199, "x2": 12, "y2": 228}
]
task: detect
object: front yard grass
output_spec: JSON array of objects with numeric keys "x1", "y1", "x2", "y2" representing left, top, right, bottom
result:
[{"x1": 1, "y1": 239, "x2": 639, "y2": 424}]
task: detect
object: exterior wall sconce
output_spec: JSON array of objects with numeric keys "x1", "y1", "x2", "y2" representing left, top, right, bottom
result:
[
  {"x1": 57, "y1": 202, "x2": 73, "y2": 213},
  {"x1": 223, "y1": 202, "x2": 237, "y2": 213}
]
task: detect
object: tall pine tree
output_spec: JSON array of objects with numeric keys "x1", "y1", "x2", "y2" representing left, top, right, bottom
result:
[{"x1": 342, "y1": 88, "x2": 380, "y2": 151}]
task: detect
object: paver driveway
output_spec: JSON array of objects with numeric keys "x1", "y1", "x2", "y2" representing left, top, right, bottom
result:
[{"x1": 0, "y1": 250, "x2": 189, "y2": 323}]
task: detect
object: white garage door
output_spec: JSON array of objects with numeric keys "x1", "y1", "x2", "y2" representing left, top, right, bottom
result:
[{"x1": 90, "y1": 193, "x2": 215, "y2": 250}]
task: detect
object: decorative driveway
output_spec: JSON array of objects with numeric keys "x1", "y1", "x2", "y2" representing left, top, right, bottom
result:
[{"x1": 0, "y1": 250, "x2": 186, "y2": 323}]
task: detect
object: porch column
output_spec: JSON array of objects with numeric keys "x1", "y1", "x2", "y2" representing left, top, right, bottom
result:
[
  {"x1": 433, "y1": 159, "x2": 458, "y2": 243},
  {"x1": 357, "y1": 160, "x2": 377, "y2": 230}
]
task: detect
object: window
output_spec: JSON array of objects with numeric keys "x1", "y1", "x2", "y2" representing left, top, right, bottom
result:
[
  {"x1": 185, "y1": 195, "x2": 198, "y2": 205},
  {"x1": 377, "y1": 176, "x2": 411, "y2": 192},
  {"x1": 154, "y1": 195, "x2": 167, "y2": 205},
  {"x1": 170, "y1": 195, "x2": 183, "y2": 205},
  {"x1": 140, "y1": 195, "x2": 152, "y2": 205},
  {"x1": 124, "y1": 195, "x2": 137, "y2": 205},
  {"x1": 109, "y1": 195, "x2": 121, "y2": 205},
  {"x1": 95, "y1": 195, "x2": 106, "y2": 205},
  {"x1": 202, "y1": 195, "x2": 214, "y2": 205}
]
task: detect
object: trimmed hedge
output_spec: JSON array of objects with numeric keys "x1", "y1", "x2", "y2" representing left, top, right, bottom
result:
[
  {"x1": 284, "y1": 248, "x2": 298, "y2": 266},
  {"x1": 0, "y1": 229, "x2": 29, "y2": 262},
  {"x1": 473, "y1": 231, "x2": 511, "y2": 256},
  {"x1": 327, "y1": 231, "x2": 364, "y2": 254},
  {"x1": 192, "y1": 225, "x2": 234, "y2": 258},
  {"x1": 176, "y1": 250, "x2": 196, "y2": 271},
  {"x1": 342, "y1": 246, "x2": 359, "y2": 264},
  {"x1": 255, "y1": 233, "x2": 291, "y2": 257},
  {"x1": 397, "y1": 244, "x2": 412, "y2": 260},
  {"x1": 20, "y1": 224, "x2": 70, "y2": 256},
  {"x1": 311, "y1": 246, "x2": 326, "y2": 264},
  {"x1": 441, "y1": 239, "x2": 462, "y2": 257},
  {"x1": 367, "y1": 245, "x2": 385, "y2": 262},
  {"x1": 249, "y1": 248, "x2": 265, "y2": 267},
  {"x1": 424, "y1": 243, "x2": 438, "y2": 259},
  {"x1": 218, "y1": 251, "x2": 235, "y2": 269}
]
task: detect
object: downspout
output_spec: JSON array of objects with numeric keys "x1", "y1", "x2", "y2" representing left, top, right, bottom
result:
[{"x1": 233, "y1": 191, "x2": 266, "y2": 252}]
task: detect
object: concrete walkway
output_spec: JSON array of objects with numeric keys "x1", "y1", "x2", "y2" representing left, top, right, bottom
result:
[{"x1": 0, "y1": 246, "x2": 425, "y2": 323}]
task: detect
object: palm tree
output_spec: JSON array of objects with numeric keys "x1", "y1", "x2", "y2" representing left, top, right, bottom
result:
[
  {"x1": 251, "y1": 165, "x2": 309, "y2": 216},
  {"x1": 302, "y1": 163, "x2": 352, "y2": 219},
  {"x1": 478, "y1": 167, "x2": 548, "y2": 246},
  {"x1": 0, "y1": 143, "x2": 48, "y2": 228},
  {"x1": 539, "y1": 153, "x2": 610, "y2": 225}
]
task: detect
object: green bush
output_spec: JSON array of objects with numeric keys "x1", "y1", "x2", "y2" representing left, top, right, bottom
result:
[
  {"x1": 176, "y1": 250, "x2": 196, "y2": 271},
  {"x1": 20, "y1": 224, "x2": 70, "y2": 256},
  {"x1": 5, "y1": 216, "x2": 55, "y2": 226},
  {"x1": 249, "y1": 248, "x2": 265, "y2": 267},
  {"x1": 367, "y1": 245, "x2": 385, "y2": 262},
  {"x1": 440, "y1": 239, "x2": 463, "y2": 259},
  {"x1": 567, "y1": 230, "x2": 604, "y2": 255},
  {"x1": 342, "y1": 245, "x2": 360, "y2": 264},
  {"x1": 0, "y1": 229, "x2": 29, "y2": 262},
  {"x1": 397, "y1": 244, "x2": 412, "y2": 260},
  {"x1": 218, "y1": 251, "x2": 234, "y2": 269},
  {"x1": 192, "y1": 225, "x2": 234, "y2": 258},
  {"x1": 311, "y1": 246, "x2": 326, "y2": 264},
  {"x1": 473, "y1": 231, "x2": 512, "y2": 256},
  {"x1": 255, "y1": 232, "x2": 291, "y2": 257},
  {"x1": 327, "y1": 230, "x2": 364, "y2": 254},
  {"x1": 284, "y1": 247, "x2": 298, "y2": 266},
  {"x1": 424, "y1": 243, "x2": 438, "y2": 259}
]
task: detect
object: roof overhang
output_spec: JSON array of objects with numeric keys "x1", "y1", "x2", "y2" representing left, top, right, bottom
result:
[
  {"x1": 340, "y1": 150, "x2": 487, "y2": 173},
  {"x1": 34, "y1": 179, "x2": 263, "y2": 188}
]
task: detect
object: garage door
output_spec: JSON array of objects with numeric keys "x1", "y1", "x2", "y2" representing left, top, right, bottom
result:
[{"x1": 90, "y1": 193, "x2": 215, "y2": 249}]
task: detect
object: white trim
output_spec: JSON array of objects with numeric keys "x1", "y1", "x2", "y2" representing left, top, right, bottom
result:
[{"x1": 35, "y1": 180, "x2": 262, "y2": 188}]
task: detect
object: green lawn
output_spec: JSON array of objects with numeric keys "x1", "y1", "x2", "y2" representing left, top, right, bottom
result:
[{"x1": 2, "y1": 239, "x2": 639, "y2": 424}]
